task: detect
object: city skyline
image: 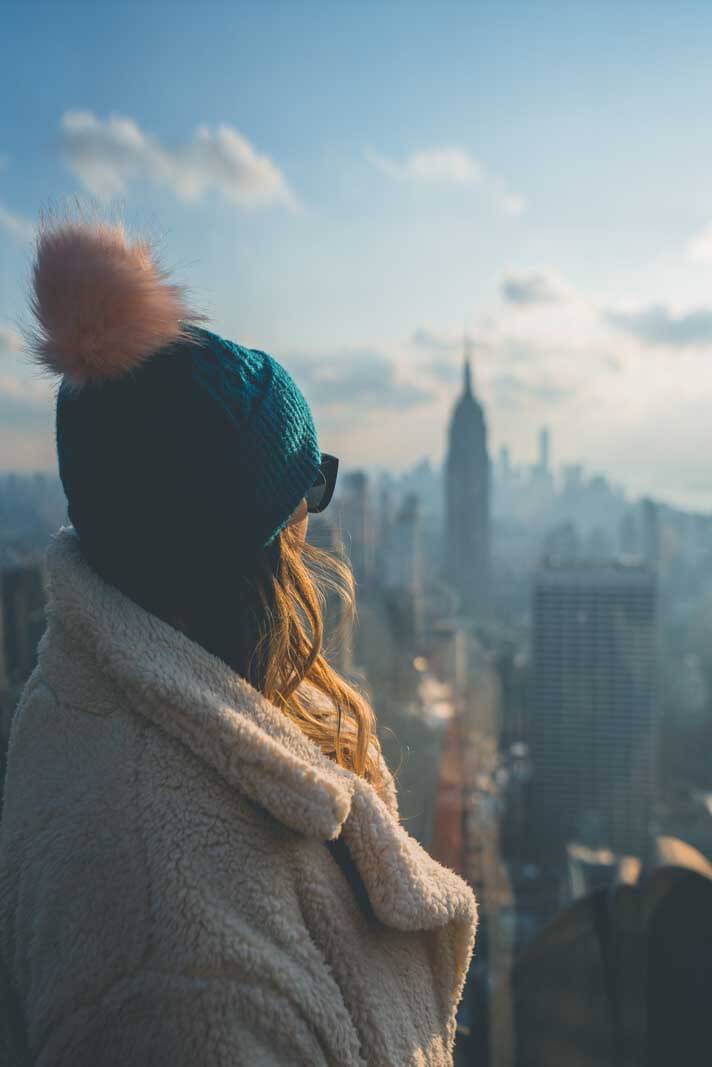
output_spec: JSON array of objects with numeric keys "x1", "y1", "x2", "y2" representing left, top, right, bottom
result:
[{"x1": 6, "y1": 4, "x2": 712, "y2": 508}]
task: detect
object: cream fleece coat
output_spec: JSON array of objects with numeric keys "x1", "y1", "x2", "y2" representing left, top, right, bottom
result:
[{"x1": 0, "y1": 527, "x2": 477, "y2": 1067}]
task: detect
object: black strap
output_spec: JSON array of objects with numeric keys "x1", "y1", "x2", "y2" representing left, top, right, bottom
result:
[{"x1": 325, "y1": 835, "x2": 376, "y2": 922}]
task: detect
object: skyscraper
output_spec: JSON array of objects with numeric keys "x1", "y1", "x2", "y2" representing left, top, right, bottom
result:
[
  {"x1": 382, "y1": 493, "x2": 424, "y2": 647},
  {"x1": 529, "y1": 561, "x2": 658, "y2": 923},
  {"x1": 336, "y1": 470, "x2": 374, "y2": 589},
  {"x1": 538, "y1": 427, "x2": 550, "y2": 475},
  {"x1": 444, "y1": 339, "x2": 491, "y2": 618}
]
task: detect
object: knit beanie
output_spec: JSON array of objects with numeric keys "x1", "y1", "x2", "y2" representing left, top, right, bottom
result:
[{"x1": 28, "y1": 221, "x2": 321, "y2": 595}]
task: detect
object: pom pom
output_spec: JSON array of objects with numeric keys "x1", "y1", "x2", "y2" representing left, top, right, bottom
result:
[{"x1": 28, "y1": 219, "x2": 203, "y2": 386}]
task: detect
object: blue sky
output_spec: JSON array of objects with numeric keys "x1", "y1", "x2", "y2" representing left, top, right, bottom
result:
[{"x1": 4, "y1": 1, "x2": 712, "y2": 507}]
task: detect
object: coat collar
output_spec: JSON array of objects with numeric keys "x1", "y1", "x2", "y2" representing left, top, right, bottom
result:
[{"x1": 40, "y1": 526, "x2": 477, "y2": 935}]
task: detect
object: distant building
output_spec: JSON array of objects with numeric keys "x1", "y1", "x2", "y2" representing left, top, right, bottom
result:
[
  {"x1": 306, "y1": 515, "x2": 354, "y2": 676},
  {"x1": 335, "y1": 470, "x2": 375, "y2": 588},
  {"x1": 498, "y1": 445, "x2": 512, "y2": 483},
  {"x1": 382, "y1": 493, "x2": 424, "y2": 647},
  {"x1": 538, "y1": 427, "x2": 550, "y2": 476},
  {"x1": 444, "y1": 340, "x2": 491, "y2": 618},
  {"x1": 641, "y1": 497, "x2": 660, "y2": 570},
  {"x1": 618, "y1": 509, "x2": 640, "y2": 556},
  {"x1": 542, "y1": 521, "x2": 580, "y2": 563},
  {"x1": 528, "y1": 561, "x2": 658, "y2": 925}
]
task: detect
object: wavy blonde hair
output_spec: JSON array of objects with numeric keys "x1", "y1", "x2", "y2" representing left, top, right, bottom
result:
[
  {"x1": 250, "y1": 523, "x2": 385, "y2": 797},
  {"x1": 78, "y1": 498, "x2": 385, "y2": 794}
]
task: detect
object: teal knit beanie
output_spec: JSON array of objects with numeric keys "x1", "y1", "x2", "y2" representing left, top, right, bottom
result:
[{"x1": 28, "y1": 221, "x2": 321, "y2": 576}]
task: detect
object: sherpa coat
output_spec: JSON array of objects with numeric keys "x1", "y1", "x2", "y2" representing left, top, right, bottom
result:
[{"x1": 0, "y1": 527, "x2": 477, "y2": 1067}]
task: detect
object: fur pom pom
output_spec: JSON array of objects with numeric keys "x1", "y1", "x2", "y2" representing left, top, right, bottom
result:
[{"x1": 28, "y1": 220, "x2": 202, "y2": 386}]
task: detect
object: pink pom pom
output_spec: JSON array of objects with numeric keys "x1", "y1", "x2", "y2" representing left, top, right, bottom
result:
[{"x1": 28, "y1": 220, "x2": 203, "y2": 386}]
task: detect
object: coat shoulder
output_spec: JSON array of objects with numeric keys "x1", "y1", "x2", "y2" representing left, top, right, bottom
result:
[{"x1": 1, "y1": 676, "x2": 361, "y2": 1063}]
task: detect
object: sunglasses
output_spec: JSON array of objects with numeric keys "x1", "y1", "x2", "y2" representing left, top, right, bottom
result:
[{"x1": 306, "y1": 453, "x2": 339, "y2": 514}]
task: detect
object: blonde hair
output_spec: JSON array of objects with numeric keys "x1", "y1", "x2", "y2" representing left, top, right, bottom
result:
[
  {"x1": 252, "y1": 523, "x2": 385, "y2": 797},
  {"x1": 81, "y1": 489, "x2": 385, "y2": 796}
]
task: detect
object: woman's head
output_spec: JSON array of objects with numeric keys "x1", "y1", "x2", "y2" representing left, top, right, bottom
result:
[
  {"x1": 31, "y1": 213, "x2": 323, "y2": 559},
  {"x1": 28, "y1": 211, "x2": 383, "y2": 793}
]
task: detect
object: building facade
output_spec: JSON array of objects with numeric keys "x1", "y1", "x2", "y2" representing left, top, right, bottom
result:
[
  {"x1": 528, "y1": 561, "x2": 658, "y2": 922},
  {"x1": 336, "y1": 470, "x2": 375, "y2": 590},
  {"x1": 444, "y1": 344, "x2": 491, "y2": 619}
]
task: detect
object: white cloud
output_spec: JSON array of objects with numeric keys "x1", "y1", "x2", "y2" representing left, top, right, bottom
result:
[
  {"x1": 366, "y1": 144, "x2": 525, "y2": 216},
  {"x1": 0, "y1": 203, "x2": 35, "y2": 242},
  {"x1": 687, "y1": 223, "x2": 712, "y2": 264},
  {"x1": 286, "y1": 348, "x2": 433, "y2": 416},
  {"x1": 0, "y1": 324, "x2": 23, "y2": 354},
  {"x1": 60, "y1": 111, "x2": 297, "y2": 210},
  {"x1": 0, "y1": 372, "x2": 52, "y2": 409},
  {"x1": 0, "y1": 377, "x2": 55, "y2": 469},
  {"x1": 366, "y1": 147, "x2": 482, "y2": 185},
  {"x1": 501, "y1": 193, "x2": 527, "y2": 217},
  {"x1": 0, "y1": 330, "x2": 56, "y2": 469}
]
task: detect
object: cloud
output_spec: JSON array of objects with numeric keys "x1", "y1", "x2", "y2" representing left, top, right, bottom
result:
[
  {"x1": 422, "y1": 335, "x2": 580, "y2": 392},
  {"x1": 0, "y1": 328, "x2": 62, "y2": 467},
  {"x1": 0, "y1": 328, "x2": 54, "y2": 430},
  {"x1": 0, "y1": 375, "x2": 55, "y2": 470},
  {"x1": 419, "y1": 341, "x2": 495, "y2": 387},
  {"x1": 500, "y1": 194, "x2": 527, "y2": 218},
  {"x1": 412, "y1": 323, "x2": 560, "y2": 386},
  {"x1": 501, "y1": 272, "x2": 565, "y2": 306},
  {"x1": 365, "y1": 145, "x2": 525, "y2": 215},
  {"x1": 0, "y1": 324, "x2": 23, "y2": 354},
  {"x1": 606, "y1": 303, "x2": 712, "y2": 347},
  {"x1": 285, "y1": 349, "x2": 433, "y2": 415},
  {"x1": 0, "y1": 324, "x2": 53, "y2": 423},
  {"x1": 0, "y1": 203, "x2": 35, "y2": 242},
  {"x1": 687, "y1": 223, "x2": 712, "y2": 263},
  {"x1": 0, "y1": 373, "x2": 53, "y2": 428},
  {"x1": 491, "y1": 372, "x2": 575, "y2": 408},
  {"x1": 60, "y1": 110, "x2": 297, "y2": 210},
  {"x1": 366, "y1": 147, "x2": 482, "y2": 185},
  {"x1": 410, "y1": 328, "x2": 462, "y2": 354}
]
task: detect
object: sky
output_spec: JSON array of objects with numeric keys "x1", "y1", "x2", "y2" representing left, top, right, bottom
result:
[{"x1": 4, "y1": 1, "x2": 712, "y2": 508}]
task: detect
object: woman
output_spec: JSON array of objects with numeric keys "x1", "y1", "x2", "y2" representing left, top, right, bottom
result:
[{"x1": 0, "y1": 219, "x2": 477, "y2": 1066}]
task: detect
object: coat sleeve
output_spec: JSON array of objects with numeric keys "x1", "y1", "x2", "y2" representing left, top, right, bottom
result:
[{"x1": 40, "y1": 972, "x2": 332, "y2": 1067}]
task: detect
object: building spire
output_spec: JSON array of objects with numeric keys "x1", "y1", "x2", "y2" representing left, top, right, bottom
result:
[{"x1": 463, "y1": 332, "x2": 473, "y2": 396}]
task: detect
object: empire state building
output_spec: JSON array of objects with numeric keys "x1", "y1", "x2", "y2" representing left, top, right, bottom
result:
[{"x1": 444, "y1": 341, "x2": 491, "y2": 618}]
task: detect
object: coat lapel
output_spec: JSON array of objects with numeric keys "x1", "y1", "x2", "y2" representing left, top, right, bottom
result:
[{"x1": 41, "y1": 526, "x2": 477, "y2": 936}]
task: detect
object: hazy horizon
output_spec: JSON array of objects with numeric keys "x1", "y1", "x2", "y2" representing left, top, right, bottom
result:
[{"x1": 4, "y1": 2, "x2": 712, "y2": 510}]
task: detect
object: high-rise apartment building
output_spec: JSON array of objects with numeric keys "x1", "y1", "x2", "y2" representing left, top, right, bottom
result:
[{"x1": 529, "y1": 561, "x2": 658, "y2": 919}]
